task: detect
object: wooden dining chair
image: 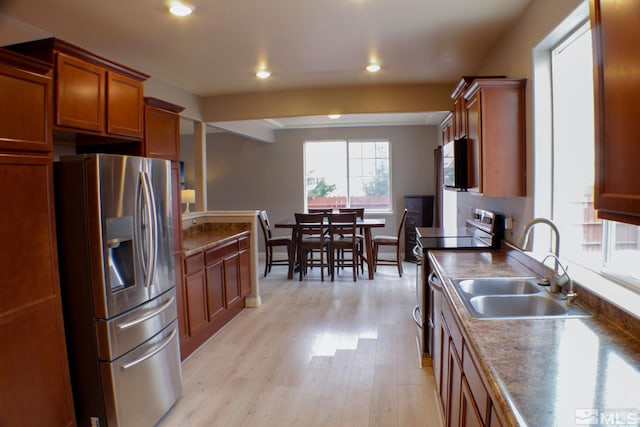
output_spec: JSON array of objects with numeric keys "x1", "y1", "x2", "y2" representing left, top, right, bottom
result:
[
  {"x1": 295, "y1": 213, "x2": 331, "y2": 281},
  {"x1": 328, "y1": 212, "x2": 359, "y2": 281},
  {"x1": 308, "y1": 208, "x2": 333, "y2": 215},
  {"x1": 338, "y1": 208, "x2": 366, "y2": 273},
  {"x1": 258, "y1": 210, "x2": 295, "y2": 279},
  {"x1": 373, "y1": 209, "x2": 408, "y2": 277}
]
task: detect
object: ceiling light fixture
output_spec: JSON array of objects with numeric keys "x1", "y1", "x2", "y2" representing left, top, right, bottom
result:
[
  {"x1": 328, "y1": 114, "x2": 341, "y2": 120},
  {"x1": 169, "y1": 2, "x2": 194, "y2": 17},
  {"x1": 366, "y1": 63, "x2": 381, "y2": 73},
  {"x1": 256, "y1": 69, "x2": 271, "y2": 79}
]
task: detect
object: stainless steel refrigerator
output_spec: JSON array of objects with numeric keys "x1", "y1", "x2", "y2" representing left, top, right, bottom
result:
[{"x1": 55, "y1": 154, "x2": 182, "y2": 427}]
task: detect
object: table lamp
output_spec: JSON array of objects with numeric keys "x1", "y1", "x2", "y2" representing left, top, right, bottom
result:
[{"x1": 181, "y1": 189, "x2": 195, "y2": 214}]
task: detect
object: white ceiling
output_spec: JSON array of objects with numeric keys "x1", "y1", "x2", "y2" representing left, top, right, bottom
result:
[{"x1": 1, "y1": 0, "x2": 531, "y2": 133}]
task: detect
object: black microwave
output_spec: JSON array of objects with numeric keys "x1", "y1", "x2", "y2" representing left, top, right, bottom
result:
[{"x1": 443, "y1": 137, "x2": 469, "y2": 190}]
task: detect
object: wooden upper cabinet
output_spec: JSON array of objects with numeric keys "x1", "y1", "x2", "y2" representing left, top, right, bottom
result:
[
  {"x1": 0, "y1": 49, "x2": 52, "y2": 153},
  {"x1": 590, "y1": 0, "x2": 640, "y2": 225},
  {"x1": 143, "y1": 97, "x2": 185, "y2": 161},
  {"x1": 4, "y1": 38, "x2": 148, "y2": 139},
  {"x1": 463, "y1": 78, "x2": 526, "y2": 197},
  {"x1": 440, "y1": 111, "x2": 453, "y2": 145},
  {"x1": 56, "y1": 52, "x2": 105, "y2": 132},
  {"x1": 107, "y1": 71, "x2": 145, "y2": 137}
]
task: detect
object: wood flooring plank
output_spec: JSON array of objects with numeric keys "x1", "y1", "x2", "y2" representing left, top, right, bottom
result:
[{"x1": 158, "y1": 261, "x2": 443, "y2": 427}]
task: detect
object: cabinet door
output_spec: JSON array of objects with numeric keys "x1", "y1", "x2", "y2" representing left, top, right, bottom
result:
[
  {"x1": 0, "y1": 59, "x2": 51, "y2": 153},
  {"x1": 55, "y1": 52, "x2": 105, "y2": 132},
  {"x1": 448, "y1": 341, "x2": 463, "y2": 427},
  {"x1": 0, "y1": 155, "x2": 75, "y2": 426},
  {"x1": 144, "y1": 105, "x2": 180, "y2": 160},
  {"x1": 185, "y1": 270, "x2": 208, "y2": 336},
  {"x1": 107, "y1": 71, "x2": 144, "y2": 138},
  {"x1": 223, "y1": 253, "x2": 241, "y2": 306},
  {"x1": 174, "y1": 252, "x2": 188, "y2": 340},
  {"x1": 439, "y1": 314, "x2": 451, "y2": 421},
  {"x1": 591, "y1": 0, "x2": 640, "y2": 224},
  {"x1": 465, "y1": 92, "x2": 482, "y2": 192},
  {"x1": 460, "y1": 378, "x2": 484, "y2": 427},
  {"x1": 206, "y1": 260, "x2": 226, "y2": 318}
]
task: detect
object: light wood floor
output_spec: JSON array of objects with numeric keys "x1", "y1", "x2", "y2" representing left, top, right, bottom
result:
[{"x1": 159, "y1": 262, "x2": 444, "y2": 427}]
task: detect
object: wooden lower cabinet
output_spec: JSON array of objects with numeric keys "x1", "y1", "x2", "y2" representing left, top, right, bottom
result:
[
  {"x1": 180, "y1": 233, "x2": 250, "y2": 359},
  {"x1": 436, "y1": 279, "x2": 501, "y2": 427}
]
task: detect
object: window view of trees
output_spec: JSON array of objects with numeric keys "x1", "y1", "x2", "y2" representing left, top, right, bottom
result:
[{"x1": 304, "y1": 140, "x2": 391, "y2": 211}]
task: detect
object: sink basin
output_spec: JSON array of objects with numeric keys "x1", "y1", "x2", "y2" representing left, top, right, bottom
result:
[
  {"x1": 469, "y1": 295, "x2": 570, "y2": 317},
  {"x1": 454, "y1": 277, "x2": 541, "y2": 296},
  {"x1": 450, "y1": 277, "x2": 592, "y2": 319}
]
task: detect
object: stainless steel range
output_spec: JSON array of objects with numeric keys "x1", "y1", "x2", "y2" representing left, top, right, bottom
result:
[{"x1": 412, "y1": 208, "x2": 503, "y2": 368}]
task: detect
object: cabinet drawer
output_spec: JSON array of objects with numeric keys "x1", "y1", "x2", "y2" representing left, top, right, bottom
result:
[
  {"x1": 205, "y1": 240, "x2": 238, "y2": 265},
  {"x1": 404, "y1": 198, "x2": 424, "y2": 213},
  {"x1": 238, "y1": 235, "x2": 250, "y2": 251},
  {"x1": 463, "y1": 343, "x2": 489, "y2": 425},
  {"x1": 406, "y1": 214, "x2": 421, "y2": 232},
  {"x1": 442, "y1": 297, "x2": 463, "y2": 356},
  {"x1": 184, "y1": 253, "x2": 204, "y2": 274}
]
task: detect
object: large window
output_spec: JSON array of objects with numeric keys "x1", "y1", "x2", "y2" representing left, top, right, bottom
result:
[
  {"x1": 304, "y1": 140, "x2": 391, "y2": 211},
  {"x1": 538, "y1": 21, "x2": 640, "y2": 290}
]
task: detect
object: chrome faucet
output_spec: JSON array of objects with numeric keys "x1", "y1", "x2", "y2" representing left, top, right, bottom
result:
[
  {"x1": 518, "y1": 218, "x2": 560, "y2": 268},
  {"x1": 541, "y1": 253, "x2": 577, "y2": 306}
]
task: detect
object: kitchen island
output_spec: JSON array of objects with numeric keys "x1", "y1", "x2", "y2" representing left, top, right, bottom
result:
[
  {"x1": 179, "y1": 211, "x2": 259, "y2": 360},
  {"x1": 428, "y1": 247, "x2": 640, "y2": 427}
]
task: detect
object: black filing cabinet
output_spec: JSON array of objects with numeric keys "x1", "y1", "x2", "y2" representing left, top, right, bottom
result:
[{"x1": 404, "y1": 195, "x2": 434, "y2": 262}]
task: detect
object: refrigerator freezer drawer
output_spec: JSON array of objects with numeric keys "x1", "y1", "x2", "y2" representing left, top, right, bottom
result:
[
  {"x1": 96, "y1": 288, "x2": 177, "y2": 361},
  {"x1": 100, "y1": 320, "x2": 182, "y2": 427}
]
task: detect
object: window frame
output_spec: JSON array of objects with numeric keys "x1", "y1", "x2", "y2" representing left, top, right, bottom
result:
[{"x1": 303, "y1": 139, "x2": 392, "y2": 213}]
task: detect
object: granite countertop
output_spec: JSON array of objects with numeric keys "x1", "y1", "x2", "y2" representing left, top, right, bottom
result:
[
  {"x1": 182, "y1": 223, "x2": 251, "y2": 257},
  {"x1": 428, "y1": 249, "x2": 640, "y2": 427}
]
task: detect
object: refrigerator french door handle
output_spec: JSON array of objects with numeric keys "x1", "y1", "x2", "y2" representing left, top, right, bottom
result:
[
  {"x1": 144, "y1": 171, "x2": 159, "y2": 289},
  {"x1": 413, "y1": 305, "x2": 423, "y2": 328},
  {"x1": 139, "y1": 171, "x2": 155, "y2": 288},
  {"x1": 115, "y1": 296, "x2": 176, "y2": 330},
  {"x1": 120, "y1": 327, "x2": 177, "y2": 371}
]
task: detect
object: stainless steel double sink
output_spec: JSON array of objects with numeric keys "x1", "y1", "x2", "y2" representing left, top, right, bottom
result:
[{"x1": 451, "y1": 277, "x2": 591, "y2": 319}]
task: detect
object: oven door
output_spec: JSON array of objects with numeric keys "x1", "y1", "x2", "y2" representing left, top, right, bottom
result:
[{"x1": 412, "y1": 244, "x2": 428, "y2": 364}]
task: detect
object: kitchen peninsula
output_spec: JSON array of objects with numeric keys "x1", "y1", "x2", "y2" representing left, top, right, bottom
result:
[
  {"x1": 428, "y1": 247, "x2": 640, "y2": 427},
  {"x1": 179, "y1": 210, "x2": 261, "y2": 359}
]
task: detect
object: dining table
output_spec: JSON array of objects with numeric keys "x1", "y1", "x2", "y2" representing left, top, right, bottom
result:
[{"x1": 274, "y1": 217, "x2": 386, "y2": 279}]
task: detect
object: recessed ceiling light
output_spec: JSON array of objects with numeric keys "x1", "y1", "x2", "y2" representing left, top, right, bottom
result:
[
  {"x1": 169, "y1": 2, "x2": 194, "y2": 17},
  {"x1": 366, "y1": 63, "x2": 381, "y2": 73},
  {"x1": 328, "y1": 114, "x2": 341, "y2": 120},
  {"x1": 256, "y1": 69, "x2": 271, "y2": 79}
]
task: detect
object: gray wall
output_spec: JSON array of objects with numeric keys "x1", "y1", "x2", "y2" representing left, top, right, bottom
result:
[{"x1": 181, "y1": 125, "x2": 439, "y2": 251}]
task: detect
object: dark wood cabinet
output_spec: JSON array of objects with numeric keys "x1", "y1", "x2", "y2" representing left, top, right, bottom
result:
[
  {"x1": 404, "y1": 195, "x2": 434, "y2": 262},
  {"x1": 0, "y1": 49, "x2": 75, "y2": 426},
  {"x1": 181, "y1": 233, "x2": 250, "y2": 359},
  {"x1": 440, "y1": 111, "x2": 453, "y2": 145},
  {"x1": 205, "y1": 259, "x2": 226, "y2": 319},
  {"x1": 435, "y1": 266, "x2": 498, "y2": 427},
  {"x1": 590, "y1": 0, "x2": 640, "y2": 225},
  {"x1": 143, "y1": 97, "x2": 184, "y2": 161},
  {"x1": 5, "y1": 38, "x2": 148, "y2": 139},
  {"x1": 463, "y1": 79, "x2": 526, "y2": 197},
  {"x1": 239, "y1": 236, "x2": 251, "y2": 297},
  {"x1": 0, "y1": 51, "x2": 52, "y2": 153},
  {"x1": 184, "y1": 254, "x2": 208, "y2": 337}
]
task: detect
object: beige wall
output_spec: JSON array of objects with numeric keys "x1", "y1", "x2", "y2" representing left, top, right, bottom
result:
[
  {"x1": 201, "y1": 83, "x2": 454, "y2": 122},
  {"x1": 455, "y1": 0, "x2": 584, "y2": 243},
  {"x1": 181, "y1": 125, "x2": 439, "y2": 249}
]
